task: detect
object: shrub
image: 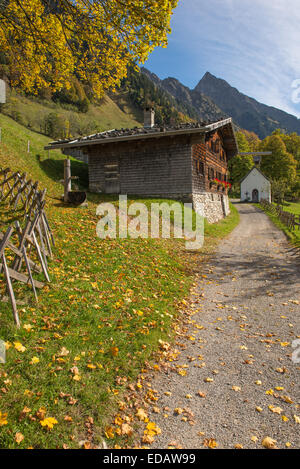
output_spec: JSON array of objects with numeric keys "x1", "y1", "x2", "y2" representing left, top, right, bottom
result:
[
  {"x1": 77, "y1": 97, "x2": 89, "y2": 113},
  {"x1": 43, "y1": 112, "x2": 70, "y2": 139}
]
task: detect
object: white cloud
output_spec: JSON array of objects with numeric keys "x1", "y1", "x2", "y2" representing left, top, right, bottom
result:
[{"x1": 145, "y1": 0, "x2": 300, "y2": 118}]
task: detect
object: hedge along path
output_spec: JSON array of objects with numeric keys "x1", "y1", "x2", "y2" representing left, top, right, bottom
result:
[{"x1": 0, "y1": 167, "x2": 54, "y2": 327}]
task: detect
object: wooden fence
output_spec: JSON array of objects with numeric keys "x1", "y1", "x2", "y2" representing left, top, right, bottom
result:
[
  {"x1": 0, "y1": 167, "x2": 54, "y2": 327},
  {"x1": 260, "y1": 199, "x2": 300, "y2": 231}
]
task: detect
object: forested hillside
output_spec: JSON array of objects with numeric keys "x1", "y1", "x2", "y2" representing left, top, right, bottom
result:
[
  {"x1": 0, "y1": 67, "x2": 195, "y2": 140},
  {"x1": 230, "y1": 129, "x2": 300, "y2": 200},
  {"x1": 141, "y1": 68, "x2": 226, "y2": 123}
]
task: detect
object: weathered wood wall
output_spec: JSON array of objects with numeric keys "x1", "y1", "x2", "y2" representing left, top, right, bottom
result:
[
  {"x1": 88, "y1": 135, "x2": 194, "y2": 200},
  {"x1": 191, "y1": 131, "x2": 228, "y2": 195},
  {"x1": 87, "y1": 129, "x2": 230, "y2": 225}
]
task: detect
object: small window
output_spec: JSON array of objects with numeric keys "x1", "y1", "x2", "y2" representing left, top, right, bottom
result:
[
  {"x1": 104, "y1": 163, "x2": 119, "y2": 181},
  {"x1": 196, "y1": 161, "x2": 204, "y2": 176}
]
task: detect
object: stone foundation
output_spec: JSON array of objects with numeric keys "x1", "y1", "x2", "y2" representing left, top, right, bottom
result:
[{"x1": 193, "y1": 192, "x2": 230, "y2": 224}]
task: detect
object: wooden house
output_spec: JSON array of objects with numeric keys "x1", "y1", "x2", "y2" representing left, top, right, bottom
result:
[{"x1": 45, "y1": 111, "x2": 238, "y2": 223}]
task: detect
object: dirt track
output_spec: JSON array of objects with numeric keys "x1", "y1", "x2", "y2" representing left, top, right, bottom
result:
[{"x1": 145, "y1": 203, "x2": 300, "y2": 449}]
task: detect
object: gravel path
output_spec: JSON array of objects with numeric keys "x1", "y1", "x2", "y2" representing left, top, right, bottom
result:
[{"x1": 145, "y1": 203, "x2": 300, "y2": 449}]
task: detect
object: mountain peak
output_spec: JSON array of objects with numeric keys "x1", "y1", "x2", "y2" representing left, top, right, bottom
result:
[
  {"x1": 202, "y1": 71, "x2": 215, "y2": 79},
  {"x1": 194, "y1": 73, "x2": 300, "y2": 137},
  {"x1": 141, "y1": 67, "x2": 300, "y2": 138},
  {"x1": 195, "y1": 72, "x2": 231, "y2": 94}
]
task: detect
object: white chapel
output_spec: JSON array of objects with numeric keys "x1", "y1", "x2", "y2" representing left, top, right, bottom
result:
[{"x1": 240, "y1": 166, "x2": 271, "y2": 203}]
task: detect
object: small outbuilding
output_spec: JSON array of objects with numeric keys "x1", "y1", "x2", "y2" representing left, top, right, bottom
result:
[
  {"x1": 45, "y1": 111, "x2": 239, "y2": 223},
  {"x1": 240, "y1": 166, "x2": 271, "y2": 203}
]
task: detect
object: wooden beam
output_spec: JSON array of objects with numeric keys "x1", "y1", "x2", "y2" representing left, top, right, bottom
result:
[
  {"x1": 0, "y1": 264, "x2": 44, "y2": 289},
  {"x1": 239, "y1": 152, "x2": 272, "y2": 156},
  {"x1": 2, "y1": 254, "x2": 20, "y2": 327}
]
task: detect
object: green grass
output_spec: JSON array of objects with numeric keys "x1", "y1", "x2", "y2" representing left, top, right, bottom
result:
[
  {"x1": 0, "y1": 113, "x2": 88, "y2": 197},
  {"x1": 257, "y1": 202, "x2": 300, "y2": 248},
  {"x1": 0, "y1": 113, "x2": 240, "y2": 448},
  {"x1": 281, "y1": 201, "x2": 300, "y2": 216},
  {"x1": 1, "y1": 89, "x2": 140, "y2": 139}
]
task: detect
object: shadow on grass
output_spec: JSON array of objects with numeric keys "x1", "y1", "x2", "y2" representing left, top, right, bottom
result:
[{"x1": 37, "y1": 155, "x2": 89, "y2": 189}]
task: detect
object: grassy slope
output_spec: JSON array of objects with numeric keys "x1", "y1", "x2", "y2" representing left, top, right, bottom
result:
[
  {"x1": 282, "y1": 201, "x2": 300, "y2": 216},
  {"x1": 1, "y1": 90, "x2": 141, "y2": 138},
  {"x1": 0, "y1": 114, "x2": 239, "y2": 448}
]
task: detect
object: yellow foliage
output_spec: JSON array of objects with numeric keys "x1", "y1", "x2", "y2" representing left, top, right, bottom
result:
[
  {"x1": 0, "y1": 411, "x2": 8, "y2": 426},
  {"x1": 40, "y1": 417, "x2": 58, "y2": 430},
  {"x1": 0, "y1": 0, "x2": 178, "y2": 96}
]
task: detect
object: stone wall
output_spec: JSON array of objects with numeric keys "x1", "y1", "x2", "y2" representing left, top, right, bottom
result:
[{"x1": 193, "y1": 192, "x2": 230, "y2": 224}]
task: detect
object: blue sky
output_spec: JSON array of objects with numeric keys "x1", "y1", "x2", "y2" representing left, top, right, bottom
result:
[{"x1": 144, "y1": 0, "x2": 300, "y2": 118}]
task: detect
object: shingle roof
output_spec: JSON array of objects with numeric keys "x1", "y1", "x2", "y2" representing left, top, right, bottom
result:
[{"x1": 44, "y1": 117, "x2": 238, "y2": 157}]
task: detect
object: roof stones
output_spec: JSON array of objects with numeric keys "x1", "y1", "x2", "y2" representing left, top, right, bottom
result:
[{"x1": 49, "y1": 118, "x2": 228, "y2": 146}]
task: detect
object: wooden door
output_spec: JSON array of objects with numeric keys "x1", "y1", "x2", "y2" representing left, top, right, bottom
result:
[
  {"x1": 252, "y1": 189, "x2": 259, "y2": 202},
  {"x1": 104, "y1": 163, "x2": 120, "y2": 194}
]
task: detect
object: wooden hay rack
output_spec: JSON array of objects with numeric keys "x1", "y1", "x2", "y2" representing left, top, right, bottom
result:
[{"x1": 0, "y1": 167, "x2": 55, "y2": 327}]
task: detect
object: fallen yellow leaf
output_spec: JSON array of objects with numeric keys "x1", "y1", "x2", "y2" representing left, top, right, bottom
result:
[
  {"x1": 30, "y1": 357, "x2": 39, "y2": 365},
  {"x1": 136, "y1": 408, "x2": 148, "y2": 421},
  {"x1": 262, "y1": 437, "x2": 277, "y2": 449},
  {"x1": 0, "y1": 411, "x2": 8, "y2": 426},
  {"x1": 232, "y1": 386, "x2": 241, "y2": 392},
  {"x1": 40, "y1": 417, "x2": 58, "y2": 430},
  {"x1": 15, "y1": 432, "x2": 24, "y2": 445},
  {"x1": 14, "y1": 342, "x2": 26, "y2": 353},
  {"x1": 121, "y1": 423, "x2": 133, "y2": 436},
  {"x1": 203, "y1": 438, "x2": 218, "y2": 449},
  {"x1": 268, "y1": 405, "x2": 283, "y2": 415}
]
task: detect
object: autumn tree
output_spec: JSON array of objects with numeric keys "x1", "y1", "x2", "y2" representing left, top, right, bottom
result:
[
  {"x1": 240, "y1": 129, "x2": 260, "y2": 151},
  {"x1": 273, "y1": 131, "x2": 300, "y2": 169},
  {"x1": 259, "y1": 134, "x2": 297, "y2": 184},
  {"x1": 0, "y1": 0, "x2": 177, "y2": 96},
  {"x1": 271, "y1": 179, "x2": 290, "y2": 204},
  {"x1": 228, "y1": 131, "x2": 254, "y2": 186}
]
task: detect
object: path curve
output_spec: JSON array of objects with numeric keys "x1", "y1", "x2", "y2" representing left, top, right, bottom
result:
[{"x1": 145, "y1": 203, "x2": 300, "y2": 449}]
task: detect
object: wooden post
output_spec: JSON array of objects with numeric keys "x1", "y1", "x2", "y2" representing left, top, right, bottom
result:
[
  {"x1": 2, "y1": 254, "x2": 20, "y2": 328},
  {"x1": 64, "y1": 159, "x2": 71, "y2": 203},
  {"x1": 0, "y1": 227, "x2": 20, "y2": 327}
]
